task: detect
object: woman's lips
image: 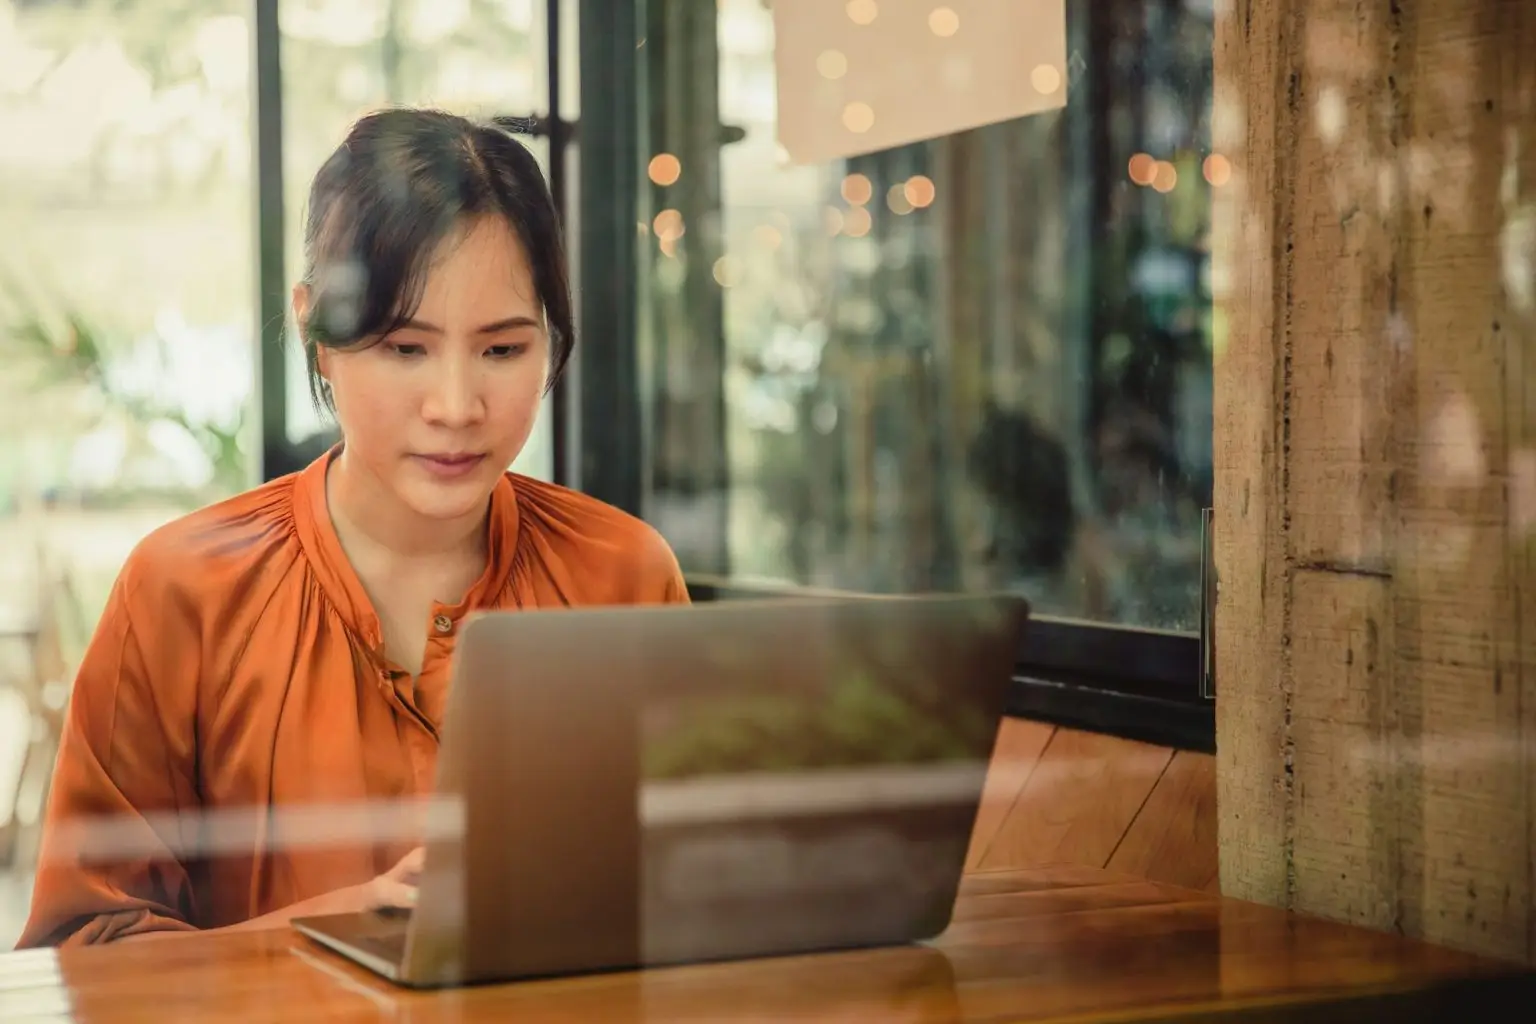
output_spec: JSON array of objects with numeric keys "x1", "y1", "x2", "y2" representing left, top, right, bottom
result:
[{"x1": 413, "y1": 453, "x2": 486, "y2": 479}]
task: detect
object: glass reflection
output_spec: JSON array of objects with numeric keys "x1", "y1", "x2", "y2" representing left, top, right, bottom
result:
[
  {"x1": 276, "y1": 0, "x2": 556, "y2": 481},
  {"x1": 0, "y1": 2, "x2": 256, "y2": 947},
  {"x1": 638, "y1": 0, "x2": 1214, "y2": 630}
]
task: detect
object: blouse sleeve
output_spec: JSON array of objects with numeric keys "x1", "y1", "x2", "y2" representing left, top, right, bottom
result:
[
  {"x1": 17, "y1": 558, "x2": 203, "y2": 948},
  {"x1": 646, "y1": 527, "x2": 691, "y2": 606}
]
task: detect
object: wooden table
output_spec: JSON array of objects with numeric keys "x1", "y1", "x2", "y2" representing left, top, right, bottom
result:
[{"x1": 2, "y1": 864, "x2": 1529, "y2": 1022}]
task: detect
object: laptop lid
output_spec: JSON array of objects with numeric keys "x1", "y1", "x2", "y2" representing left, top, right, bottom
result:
[{"x1": 403, "y1": 593, "x2": 1027, "y2": 986}]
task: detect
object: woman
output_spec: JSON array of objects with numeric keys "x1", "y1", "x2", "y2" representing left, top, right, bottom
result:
[{"x1": 18, "y1": 109, "x2": 687, "y2": 948}]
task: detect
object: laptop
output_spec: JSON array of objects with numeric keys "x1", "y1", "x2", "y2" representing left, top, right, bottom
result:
[{"x1": 292, "y1": 593, "x2": 1028, "y2": 988}]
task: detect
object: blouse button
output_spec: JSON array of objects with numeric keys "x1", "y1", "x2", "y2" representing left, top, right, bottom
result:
[{"x1": 433, "y1": 614, "x2": 454, "y2": 635}]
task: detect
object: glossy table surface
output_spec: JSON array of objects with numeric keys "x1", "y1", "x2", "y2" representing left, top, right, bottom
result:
[{"x1": 2, "y1": 864, "x2": 1529, "y2": 1023}]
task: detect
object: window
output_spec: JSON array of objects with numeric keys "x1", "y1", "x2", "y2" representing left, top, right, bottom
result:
[
  {"x1": 634, "y1": 0, "x2": 1213, "y2": 630},
  {"x1": 263, "y1": 0, "x2": 562, "y2": 482},
  {"x1": 0, "y1": 0, "x2": 256, "y2": 590},
  {"x1": 613, "y1": 0, "x2": 1217, "y2": 739},
  {"x1": 0, "y1": 0, "x2": 259, "y2": 904},
  {"x1": 243, "y1": 0, "x2": 1218, "y2": 743}
]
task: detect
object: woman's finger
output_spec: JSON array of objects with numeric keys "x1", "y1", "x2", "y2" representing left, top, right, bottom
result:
[
  {"x1": 364, "y1": 879, "x2": 419, "y2": 911},
  {"x1": 390, "y1": 846, "x2": 425, "y2": 880}
]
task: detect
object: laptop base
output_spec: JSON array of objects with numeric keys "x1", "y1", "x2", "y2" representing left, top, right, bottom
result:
[{"x1": 291, "y1": 913, "x2": 408, "y2": 985}]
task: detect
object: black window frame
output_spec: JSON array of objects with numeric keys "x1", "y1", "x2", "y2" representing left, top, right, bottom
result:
[{"x1": 252, "y1": 0, "x2": 1214, "y2": 756}]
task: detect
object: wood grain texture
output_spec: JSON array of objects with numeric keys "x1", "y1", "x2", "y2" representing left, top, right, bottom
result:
[
  {"x1": 1107, "y1": 750, "x2": 1220, "y2": 893},
  {"x1": 1209, "y1": 0, "x2": 1292, "y2": 912},
  {"x1": 1213, "y1": 0, "x2": 1536, "y2": 963},
  {"x1": 963, "y1": 717, "x2": 1054, "y2": 871},
  {"x1": 970, "y1": 724, "x2": 1219, "y2": 893},
  {"x1": 0, "y1": 864, "x2": 1525, "y2": 1023},
  {"x1": 975, "y1": 727, "x2": 1174, "y2": 872}
]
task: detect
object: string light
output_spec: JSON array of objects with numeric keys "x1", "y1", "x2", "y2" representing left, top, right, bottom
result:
[
  {"x1": 847, "y1": 0, "x2": 878, "y2": 25},
  {"x1": 647, "y1": 153, "x2": 680, "y2": 186},
  {"x1": 712, "y1": 256, "x2": 740, "y2": 287},
  {"x1": 817, "y1": 49, "x2": 848, "y2": 79},
  {"x1": 653, "y1": 208, "x2": 685, "y2": 240},
  {"x1": 1203, "y1": 154, "x2": 1232, "y2": 187},
  {"x1": 1128, "y1": 153, "x2": 1157, "y2": 186},
  {"x1": 928, "y1": 7, "x2": 959, "y2": 36},
  {"x1": 904, "y1": 175, "x2": 936, "y2": 208},
  {"x1": 1030, "y1": 64, "x2": 1062, "y2": 95},
  {"x1": 844, "y1": 207, "x2": 873, "y2": 237}
]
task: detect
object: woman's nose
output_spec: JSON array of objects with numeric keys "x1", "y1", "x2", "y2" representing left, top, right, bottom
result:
[{"x1": 420, "y1": 355, "x2": 485, "y2": 427}]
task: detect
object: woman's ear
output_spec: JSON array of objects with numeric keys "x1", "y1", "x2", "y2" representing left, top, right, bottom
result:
[
  {"x1": 291, "y1": 282, "x2": 311, "y2": 334},
  {"x1": 293, "y1": 282, "x2": 332, "y2": 381}
]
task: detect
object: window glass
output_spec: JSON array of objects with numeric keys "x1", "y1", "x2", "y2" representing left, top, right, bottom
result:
[
  {"x1": 0, "y1": 0, "x2": 256, "y2": 607},
  {"x1": 637, "y1": 0, "x2": 1214, "y2": 630},
  {"x1": 278, "y1": 0, "x2": 554, "y2": 480},
  {"x1": 0, "y1": 0, "x2": 256, "y2": 944}
]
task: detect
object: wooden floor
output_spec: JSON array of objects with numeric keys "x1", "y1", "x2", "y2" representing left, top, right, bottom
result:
[{"x1": 966, "y1": 718, "x2": 1219, "y2": 892}]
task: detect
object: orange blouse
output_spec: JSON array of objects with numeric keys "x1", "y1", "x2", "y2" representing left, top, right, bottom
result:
[{"x1": 18, "y1": 453, "x2": 687, "y2": 948}]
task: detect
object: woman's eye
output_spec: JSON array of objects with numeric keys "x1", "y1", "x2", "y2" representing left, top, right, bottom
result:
[
  {"x1": 486, "y1": 344, "x2": 527, "y2": 360},
  {"x1": 387, "y1": 342, "x2": 426, "y2": 358}
]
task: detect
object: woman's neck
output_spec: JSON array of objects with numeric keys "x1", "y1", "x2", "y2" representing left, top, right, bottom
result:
[{"x1": 325, "y1": 448, "x2": 488, "y2": 567}]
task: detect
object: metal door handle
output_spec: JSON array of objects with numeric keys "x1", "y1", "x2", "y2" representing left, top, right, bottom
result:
[{"x1": 1198, "y1": 507, "x2": 1216, "y2": 701}]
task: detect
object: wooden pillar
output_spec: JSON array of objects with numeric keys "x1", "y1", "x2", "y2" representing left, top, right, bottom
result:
[{"x1": 1213, "y1": 0, "x2": 1536, "y2": 962}]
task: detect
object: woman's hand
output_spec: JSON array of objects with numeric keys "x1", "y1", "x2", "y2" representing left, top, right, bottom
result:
[
  {"x1": 122, "y1": 847, "x2": 426, "y2": 940},
  {"x1": 356, "y1": 846, "x2": 423, "y2": 912},
  {"x1": 304, "y1": 846, "x2": 424, "y2": 917}
]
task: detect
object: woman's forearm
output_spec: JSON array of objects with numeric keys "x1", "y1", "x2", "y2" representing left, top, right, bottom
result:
[{"x1": 119, "y1": 886, "x2": 364, "y2": 941}]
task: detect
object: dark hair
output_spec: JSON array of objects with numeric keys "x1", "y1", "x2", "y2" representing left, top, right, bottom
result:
[{"x1": 297, "y1": 108, "x2": 573, "y2": 412}]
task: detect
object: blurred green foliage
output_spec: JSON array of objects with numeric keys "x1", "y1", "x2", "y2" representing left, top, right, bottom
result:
[
  {"x1": 645, "y1": 671, "x2": 994, "y2": 779},
  {"x1": 2, "y1": 287, "x2": 247, "y2": 500}
]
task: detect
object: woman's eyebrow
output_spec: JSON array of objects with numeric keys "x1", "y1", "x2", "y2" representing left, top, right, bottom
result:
[{"x1": 398, "y1": 315, "x2": 542, "y2": 335}]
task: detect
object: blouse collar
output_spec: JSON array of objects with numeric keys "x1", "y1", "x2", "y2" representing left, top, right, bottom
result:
[{"x1": 290, "y1": 447, "x2": 521, "y2": 656}]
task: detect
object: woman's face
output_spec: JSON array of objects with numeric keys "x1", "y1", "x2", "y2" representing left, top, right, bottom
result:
[{"x1": 303, "y1": 215, "x2": 548, "y2": 523}]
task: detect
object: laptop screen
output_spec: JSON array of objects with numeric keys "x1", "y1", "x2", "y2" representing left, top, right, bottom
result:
[{"x1": 629, "y1": 598, "x2": 1015, "y2": 961}]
